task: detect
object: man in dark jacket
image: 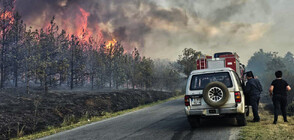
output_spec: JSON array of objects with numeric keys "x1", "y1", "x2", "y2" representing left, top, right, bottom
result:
[
  {"x1": 269, "y1": 71, "x2": 291, "y2": 124},
  {"x1": 245, "y1": 72, "x2": 263, "y2": 122}
]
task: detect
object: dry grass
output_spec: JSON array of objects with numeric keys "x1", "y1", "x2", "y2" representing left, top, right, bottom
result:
[{"x1": 239, "y1": 104, "x2": 294, "y2": 140}]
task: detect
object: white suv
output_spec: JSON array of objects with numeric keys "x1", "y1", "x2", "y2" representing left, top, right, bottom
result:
[{"x1": 184, "y1": 68, "x2": 246, "y2": 127}]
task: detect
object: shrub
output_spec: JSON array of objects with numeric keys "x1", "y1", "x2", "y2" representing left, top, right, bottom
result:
[{"x1": 288, "y1": 102, "x2": 294, "y2": 116}]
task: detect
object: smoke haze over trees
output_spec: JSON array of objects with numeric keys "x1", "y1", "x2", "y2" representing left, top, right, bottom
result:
[
  {"x1": 8, "y1": 0, "x2": 294, "y2": 63},
  {"x1": 247, "y1": 49, "x2": 294, "y2": 104},
  {"x1": 0, "y1": 0, "x2": 184, "y2": 92}
]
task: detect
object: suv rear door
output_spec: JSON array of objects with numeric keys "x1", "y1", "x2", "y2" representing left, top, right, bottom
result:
[{"x1": 188, "y1": 71, "x2": 236, "y2": 108}]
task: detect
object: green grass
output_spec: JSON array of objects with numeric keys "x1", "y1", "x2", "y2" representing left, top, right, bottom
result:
[
  {"x1": 14, "y1": 94, "x2": 184, "y2": 140},
  {"x1": 239, "y1": 105, "x2": 294, "y2": 140}
]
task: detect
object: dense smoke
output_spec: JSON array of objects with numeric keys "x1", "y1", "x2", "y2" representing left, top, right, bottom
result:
[
  {"x1": 12, "y1": 0, "x2": 294, "y2": 63},
  {"x1": 15, "y1": 0, "x2": 187, "y2": 52}
]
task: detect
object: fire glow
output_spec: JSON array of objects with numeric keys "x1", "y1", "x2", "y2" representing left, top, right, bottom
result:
[
  {"x1": 106, "y1": 39, "x2": 117, "y2": 49},
  {"x1": 61, "y1": 7, "x2": 118, "y2": 50},
  {"x1": 3, "y1": 1, "x2": 124, "y2": 53},
  {"x1": 0, "y1": 11, "x2": 14, "y2": 25},
  {"x1": 75, "y1": 7, "x2": 92, "y2": 41}
]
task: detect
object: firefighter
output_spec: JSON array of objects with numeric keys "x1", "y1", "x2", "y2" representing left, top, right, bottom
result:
[
  {"x1": 269, "y1": 71, "x2": 291, "y2": 124},
  {"x1": 245, "y1": 72, "x2": 263, "y2": 122}
]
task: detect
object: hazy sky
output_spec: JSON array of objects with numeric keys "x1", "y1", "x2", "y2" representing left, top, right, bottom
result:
[
  {"x1": 146, "y1": 0, "x2": 294, "y2": 64},
  {"x1": 14, "y1": 0, "x2": 294, "y2": 64}
]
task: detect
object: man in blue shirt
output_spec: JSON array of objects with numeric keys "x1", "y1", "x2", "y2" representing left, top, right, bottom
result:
[{"x1": 245, "y1": 72, "x2": 263, "y2": 122}]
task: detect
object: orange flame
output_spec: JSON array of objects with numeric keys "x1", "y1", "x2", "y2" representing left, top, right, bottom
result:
[
  {"x1": 0, "y1": 0, "x2": 16, "y2": 25},
  {"x1": 75, "y1": 7, "x2": 92, "y2": 41},
  {"x1": 106, "y1": 39, "x2": 117, "y2": 49},
  {"x1": 0, "y1": 10, "x2": 14, "y2": 37},
  {"x1": 104, "y1": 39, "x2": 117, "y2": 54},
  {"x1": 60, "y1": 7, "x2": 94, "y2": 42},
  {"x1": 0, "y1": 11, "x2": 14, "y2": 24}
]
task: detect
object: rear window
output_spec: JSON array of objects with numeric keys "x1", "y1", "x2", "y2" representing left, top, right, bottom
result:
[{"x1": 190, "y1": 72, "x2": 232, "y2": 90}]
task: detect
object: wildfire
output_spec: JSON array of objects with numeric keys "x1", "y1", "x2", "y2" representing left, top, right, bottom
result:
[
  {"x1": 2, "y1": 3, "x2": 120, "y2": 53},
  {"x1": 106, "y1": 39, "x2": 117, "y2": 49},
  {"x1": 55, "y1": 6, "x2": 96, "y2": 42},
  {"x1": 0, "y1": 10, "x2": 14, "y2": 25},
  {"x1": 103, "y1": 38, "x2": 117, "y2": 54},
  {"x1": 75, "y1": 7, "x2": 92, "y2": 41},
  {"x1": 0, "y1": 0, "x2": 16, "y2": 25},
  {"x1": 61, "y1": 6, "x2": 105, "y2": 47}
]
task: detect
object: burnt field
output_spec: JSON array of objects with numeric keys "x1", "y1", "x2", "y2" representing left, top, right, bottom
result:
[{"x1": 0, "y1": 89, "x2": 179, "y2": 139}]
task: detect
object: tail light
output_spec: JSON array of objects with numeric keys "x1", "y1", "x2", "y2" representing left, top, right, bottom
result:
[
  {"x1": 184, "y1": 95, "x2": 190, "y2": 106},
  {"x1": 235, "y1": 91, "x2": 241, "y2": 103}
]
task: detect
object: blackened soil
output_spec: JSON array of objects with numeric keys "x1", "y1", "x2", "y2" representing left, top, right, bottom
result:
[{"x1": 0, "y1": 89, "x2": 178, "y2": 139}]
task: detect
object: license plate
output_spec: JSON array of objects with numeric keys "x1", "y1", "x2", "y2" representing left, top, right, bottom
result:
[
  {"x1": 209, "y1": 110, "x2": 217, "y2": 114},
  {"x1": 191, "y1": 97, "x2": 201, "y2": 105},
  {"x1": 207, "y1": 109, "x2": 219, "y2": 115}
]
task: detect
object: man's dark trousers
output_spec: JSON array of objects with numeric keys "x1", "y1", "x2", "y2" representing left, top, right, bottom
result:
[
  {"x1": 250, "y1": 95, "x2": 260, "y2": 121},
  {"x1": 272, "y1": 95, "x2": 287, "y2": 122}
]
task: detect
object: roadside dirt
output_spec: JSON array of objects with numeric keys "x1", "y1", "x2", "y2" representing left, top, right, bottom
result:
[{"x1": 0, "y1": 89, "x2": 178, "y2": 139}]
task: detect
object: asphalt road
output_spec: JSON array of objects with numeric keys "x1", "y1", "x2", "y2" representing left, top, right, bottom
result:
[{"x1": 40, "y1": 98, "x2": 240, "y2": 140}]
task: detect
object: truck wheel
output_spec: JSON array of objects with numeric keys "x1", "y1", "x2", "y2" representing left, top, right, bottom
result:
[
  {"x1": 187, "y1": 116, "x2": 200, "y2": 128},
  {"x1": 203, "y1": 82, "x2": 229, "y2": 107},
  {"x1": 236, "y1": 113, "x2": 247, "y2": 126}
]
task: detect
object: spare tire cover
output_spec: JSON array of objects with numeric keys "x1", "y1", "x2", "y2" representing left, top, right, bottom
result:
[{"x1": 203, "y1": 81, "x2": 230, "y2": 107}]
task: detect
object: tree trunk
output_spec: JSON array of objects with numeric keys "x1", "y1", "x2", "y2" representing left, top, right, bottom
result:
[
  {"x1": 100, "y1": 74, "x2": 103, "y2": 88},
  {"x1": 1, "y1": 27, "x2": 5, "y2": 89},
  {"x1": 59, "y1": 73, "x2": 62, "y2": 86},
  {"x1": 25, "y1": 48, "x2": 29, "y2": 94},
  {"x1": 70, "y1": 46, "x2": 74, "y2": 90},
  {"x1": 14, "y1": 62, "x2": 18, "y2": 87},
  {"x1": 49, "y1": 71, "x2": 52, "y2": 87},
  {"x1": 91, "y1": 74, "x2": 94, "y2": 90},
  {"x1": 116, "y1": 80, "x2": 118, "y2": 89},
  {"x1": 127, "y1": 80, "x2": 129, "y2": 89},
  {"x1": 109, "y1": 74, "x2": 112, "y2": 88},
  {"x1": 44, "y1": 76, "x2": 48, "y2": 93}
]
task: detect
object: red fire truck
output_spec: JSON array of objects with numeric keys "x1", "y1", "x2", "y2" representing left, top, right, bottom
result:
[{"x1": 196, "y1": 52, "x2": 245, "y2": 79}]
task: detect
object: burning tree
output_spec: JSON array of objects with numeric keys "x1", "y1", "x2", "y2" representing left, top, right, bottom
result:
[
  {"x1": 7, "y1": 12, "x2": 24, "y2": 87},
  {"x1": 0, "y1": 0, "x2": 15, "y2": 88},
  {"x1": 0, "y1": 1, "x2": 182, "y2": 93}
]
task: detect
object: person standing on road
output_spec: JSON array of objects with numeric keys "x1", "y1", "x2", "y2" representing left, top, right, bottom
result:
[
  {"x1": 269, "y1": 71, "x2": 291, "y2": 124},
  {"x1": 245, "y1": 72, "x2": 263, "y2": 122}
]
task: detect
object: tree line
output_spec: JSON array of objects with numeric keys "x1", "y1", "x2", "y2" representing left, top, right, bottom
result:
[
  {"x1": 247, "y1": 49, "x2": 294, "y2": 104},
  {"x1": 0, "y1": 2, "x2": 183, "y2": 93}
]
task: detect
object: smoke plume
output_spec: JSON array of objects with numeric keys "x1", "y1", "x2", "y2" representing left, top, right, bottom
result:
[{"x1": 12, "y1": 0, "x2": 294, "y2": 63}]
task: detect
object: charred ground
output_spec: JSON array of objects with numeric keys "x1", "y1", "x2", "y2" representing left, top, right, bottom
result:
[{"x1": 0, "y1": 89, "x2": 180, "y2": 139}]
